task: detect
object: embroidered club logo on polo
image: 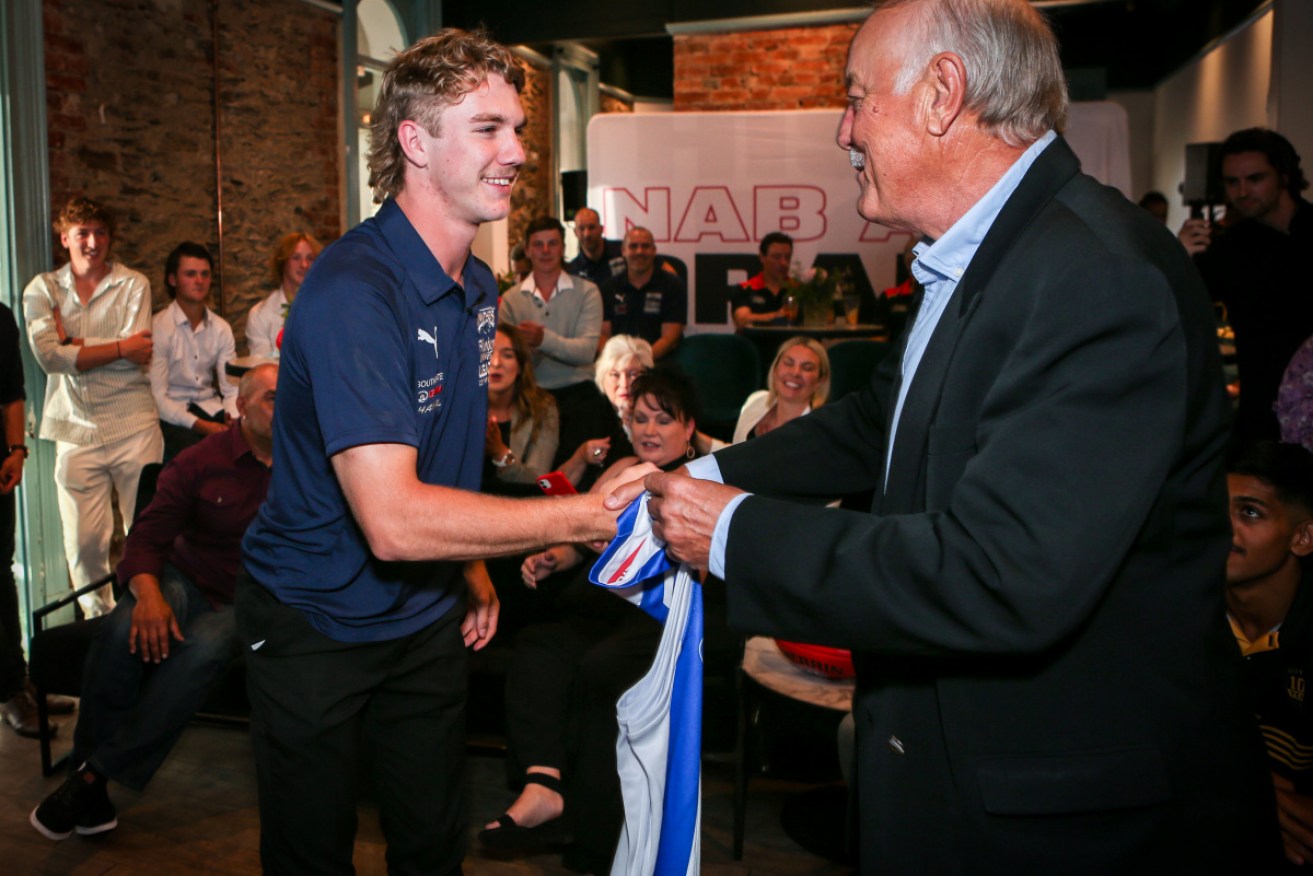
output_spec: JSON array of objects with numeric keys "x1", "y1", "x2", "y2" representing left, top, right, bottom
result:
[{"x1": 476, "y1": 306, "x2": 497, "y2": 335}]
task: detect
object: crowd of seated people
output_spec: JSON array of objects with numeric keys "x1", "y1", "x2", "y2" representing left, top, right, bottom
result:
[
  {"x1": 475, "y1": 236, "x2": 838, "y2": 868},
  {"x1": 11, "y1": 196, "x2": 847, "y2": 870}
]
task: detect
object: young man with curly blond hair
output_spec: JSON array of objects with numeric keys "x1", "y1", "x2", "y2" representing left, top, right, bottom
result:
[
  {"x1": 23, "y1": 197, "x2": 162, "y2": 619},
  {"x1": 236, "y1": 29, "x2": 633, "y2": 873}
]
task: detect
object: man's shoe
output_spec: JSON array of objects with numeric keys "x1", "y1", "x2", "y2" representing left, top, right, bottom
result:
[
  {"x1": 26, "y1": 680, "x2": 77, "y2": 715},
  {"x1": 1, "y1": 691, "x2": 56, "y2": 739},
  {"x1": 29, "y1": 765, "x2": 117, "y2": 841},
  {"x1": 45, "y1": 693, "x2": 78, "y2": 714}
]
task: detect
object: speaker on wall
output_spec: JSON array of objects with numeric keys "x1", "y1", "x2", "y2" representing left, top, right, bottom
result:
[{"x1": 561, "y1": 170, "x2": 588, "y2": 217}]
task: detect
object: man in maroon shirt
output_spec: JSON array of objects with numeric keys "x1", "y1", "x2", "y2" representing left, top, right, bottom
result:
[{"x1": 29, "y1": 363, "x2": 276, "y2": 841}]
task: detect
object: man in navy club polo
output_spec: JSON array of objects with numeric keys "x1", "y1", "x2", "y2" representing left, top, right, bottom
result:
[
  {"x1": 566, "y1": 206, "x2": 625, "y2": 288},
  {"x1": 598, "y1": 226, "x2": 688, "y2": 361},
  {"x1": 238, "y1": 29, "x2": 635, "y2": 875},
  {"x1": 731, "y1": 231, "x2": 794, "y2": 330}
]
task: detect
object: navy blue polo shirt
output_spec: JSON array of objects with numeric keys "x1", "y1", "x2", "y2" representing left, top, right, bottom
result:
[
  {"x1": 730, "y1": 273, "x2": 788, "y2": 324},
  {"x1": 242, "y1": 199, "x2": 498, "y2": 643},
  {"x1": 600, "y1": 268, "x2": 687, "y2": 345},
  {"x1": 566, "y1": 239, "x2": 624, "y2": 288}
]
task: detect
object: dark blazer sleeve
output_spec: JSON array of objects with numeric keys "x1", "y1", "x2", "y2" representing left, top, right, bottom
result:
[{"x1": 720, "y1": 237, "x2": 1194, "y2": 657}]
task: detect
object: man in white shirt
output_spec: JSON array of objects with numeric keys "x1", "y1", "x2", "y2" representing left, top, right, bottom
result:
[
  {"x1": 151, "y1": 242, "x2": 239, "y2": 461},
  {"x1": 500, "y1": 215, "x2": 602, "y2": 390},
  {"x1": 24, "y1": 197, "x2": 163, "y2": 617}
]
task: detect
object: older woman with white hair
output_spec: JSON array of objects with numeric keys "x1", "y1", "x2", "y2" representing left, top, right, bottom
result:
[
  {"x1": 594, "y1": 334, "x2": 655, "y2": 427},
  {"x1": 553, "y1": 334, "x2": 657, "y2": 490}
]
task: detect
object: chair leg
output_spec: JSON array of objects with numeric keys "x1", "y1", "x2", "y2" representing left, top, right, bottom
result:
[
  {"x1": 732, "y1": 667, "x2": 754, "y2": 861},
  {"x1": 34, "y1": 685, "x2": 71, "y2": 777},
  {"x1": 36, "y1": 685, "x2": 54, "y2": 776}
]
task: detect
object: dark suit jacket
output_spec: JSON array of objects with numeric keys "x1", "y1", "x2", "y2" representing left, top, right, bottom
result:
[{"x1": 714, "y1": 138, "x2": 1276, "y2": 873}]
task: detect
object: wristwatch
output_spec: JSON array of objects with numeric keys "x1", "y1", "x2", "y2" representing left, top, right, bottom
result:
[
  {"x1": 491, "y1": 449, "x2": 516, "y2": 468},
  {"x1": 8, "y1": 444, "x2": 28, "y2": 458}
]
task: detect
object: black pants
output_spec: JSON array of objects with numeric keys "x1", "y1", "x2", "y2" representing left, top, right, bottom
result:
[
  {"x1": 236, "y1": 571, "x2": 468, "y2": 876},
  {"x1": 0, "y1": 489, "x2": 24, "y2": 700},
  {"x1": 504, "y1": 576, "x2": 660, "y2": 871},
  {"x1": 159, "y1": 421, "x2": 203, "y2": 465}
]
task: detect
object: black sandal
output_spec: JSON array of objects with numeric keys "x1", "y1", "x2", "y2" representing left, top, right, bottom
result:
[{"x1": 478, "y1": 772, "x2": 571, "y2": 852}]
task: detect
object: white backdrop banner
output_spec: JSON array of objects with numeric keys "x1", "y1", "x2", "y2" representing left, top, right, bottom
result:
[{"x1": 585, "y1": 105, "x2": 1130, "y2": 334}]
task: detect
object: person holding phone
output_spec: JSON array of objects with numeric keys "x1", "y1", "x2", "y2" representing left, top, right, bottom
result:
[{"x1": 485, "y1": 324, "x2": 609, "y2": 493}]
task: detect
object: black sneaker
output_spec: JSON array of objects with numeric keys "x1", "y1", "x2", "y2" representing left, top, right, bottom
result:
[{"x1": 29, "y1": 765, "x2": 117, "y2": 841}]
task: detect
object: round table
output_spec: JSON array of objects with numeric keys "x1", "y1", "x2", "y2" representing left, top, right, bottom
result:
[
  {"x1": 741, "y1": 636, "x2": 855, "y2": 711},
  {"x1": 742, "y1": 323, "x2": 887, "y2": 343}
]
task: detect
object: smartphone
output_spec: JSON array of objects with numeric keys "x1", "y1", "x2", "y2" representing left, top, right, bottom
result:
[{"x1": 537, "y1": 471, "x2": 577, "y2": 496}]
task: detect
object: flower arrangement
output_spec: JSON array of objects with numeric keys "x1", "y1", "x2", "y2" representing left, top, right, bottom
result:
[
  {"x1": 496, "y1": 270, "x2": 520, "y2": 294},
  {"x1": 788, "y1": 263, "x2": 853, "y2": 324}
]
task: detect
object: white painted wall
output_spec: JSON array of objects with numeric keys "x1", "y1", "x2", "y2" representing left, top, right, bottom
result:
[
  {"x1": 1151, "y1": 9, "x2": 1273, "y2": 229},
  {"x1": 1271, "y1": 0, "x2": 1313, "y2": 183},
  {"x1": 1107, "y1": 89, "x2": 1156, "y2": 203}
]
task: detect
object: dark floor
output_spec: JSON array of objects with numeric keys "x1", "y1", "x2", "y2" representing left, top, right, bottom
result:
[{"x1": 0, "y1": 710, "x2": 856, "y2": 875}]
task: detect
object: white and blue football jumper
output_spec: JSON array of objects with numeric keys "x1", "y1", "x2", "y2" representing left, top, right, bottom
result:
[{"x1": 591, "y1": 493, "x2": 703, "y2": 876}]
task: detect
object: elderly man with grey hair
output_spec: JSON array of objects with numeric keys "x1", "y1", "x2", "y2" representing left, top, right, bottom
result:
[{"x1": 610, "y1": 0, "x2": 1277, "y2": 870}]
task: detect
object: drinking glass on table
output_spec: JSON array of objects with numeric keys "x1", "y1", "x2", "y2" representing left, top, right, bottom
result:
[
  {"x1": 781, "y1": 294, "x2": 798, "y2": 324},
  {"x1": 844, "y1": 293, "x2": 861, "y2": 326}
]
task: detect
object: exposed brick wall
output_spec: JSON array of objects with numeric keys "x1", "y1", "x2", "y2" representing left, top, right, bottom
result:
[
  {"x1": 43, "y1": 0, "x2": 341, "y2": 351},
  {"x1": 217, "y1": 0, "x2": 341, "y2": 344},
  {"x1": 509, "y1": 56, "x2": 552, "y2": 246},
  {"x1": 673, "y1": 24, "x2": 857, "y2": 111},
  {"x1": 44, "y1": 0, "x2": 218, "y2": 288}
]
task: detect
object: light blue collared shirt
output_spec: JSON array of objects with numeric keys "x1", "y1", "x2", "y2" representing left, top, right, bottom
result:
[{"x1": 692, "y1": 131, "x2": 1058, "y2": 579}]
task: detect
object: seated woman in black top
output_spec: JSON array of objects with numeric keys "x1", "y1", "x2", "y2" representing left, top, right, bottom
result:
[{"x1": 480, "y1": 369, "x2": 705, "y2": 872}]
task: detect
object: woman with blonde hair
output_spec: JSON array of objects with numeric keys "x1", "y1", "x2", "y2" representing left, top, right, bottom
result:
[
  {"x1": 732, "y1": 335, "x2": 829, "y2": 442},
  {"x1": 693, "y1": 336, "x2": 830, "y2": 456},
  {"x1": 245, "y1": 232, "x2": 321, "y2": 357}
]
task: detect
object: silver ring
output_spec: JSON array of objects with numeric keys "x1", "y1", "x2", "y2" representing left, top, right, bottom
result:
[{"x1": 592, "y1": 448, "x2": 603, "y2": 458}]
